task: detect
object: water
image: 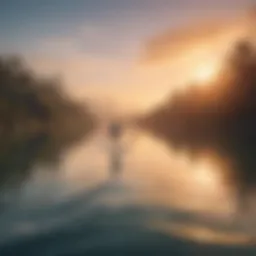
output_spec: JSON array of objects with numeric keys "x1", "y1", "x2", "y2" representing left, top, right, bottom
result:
[{"x1": 0, "y1": 127, "x2": 255, "y2": 255}]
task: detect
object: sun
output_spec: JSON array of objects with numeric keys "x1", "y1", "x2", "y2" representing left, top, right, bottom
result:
[{"x1": 194, "y1": 64, "x2": 217, "y2": 84}]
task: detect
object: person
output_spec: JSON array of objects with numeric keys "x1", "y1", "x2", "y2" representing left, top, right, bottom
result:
[{"x1": 108, "y1": 122, "x2": 122, "y2": 140}]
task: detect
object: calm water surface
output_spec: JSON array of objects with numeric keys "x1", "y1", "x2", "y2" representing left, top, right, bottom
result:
[{"x1": 0, "y1": 127, "x2": 255, "y2": 255}]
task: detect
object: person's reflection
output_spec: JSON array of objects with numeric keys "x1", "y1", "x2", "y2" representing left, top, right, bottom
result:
[{"x1": 108, "y1": 122, "x2": 124, "y2": 178}]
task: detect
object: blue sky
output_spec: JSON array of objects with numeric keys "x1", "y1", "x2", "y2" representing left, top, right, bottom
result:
[{"x1": 1, "y1": 0, "x2": 251, "y2": 55}]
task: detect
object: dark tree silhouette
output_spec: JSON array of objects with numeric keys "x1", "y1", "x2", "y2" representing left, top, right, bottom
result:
[{"x1": 0, "y1": 56, "x2": 95, "y2": 141}]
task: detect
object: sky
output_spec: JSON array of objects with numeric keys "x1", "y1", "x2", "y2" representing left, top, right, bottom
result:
[{"x1": 0, "y1": 0, "x2": 254, "y2": 115}]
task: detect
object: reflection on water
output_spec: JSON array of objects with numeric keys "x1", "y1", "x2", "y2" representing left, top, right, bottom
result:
[
  {"x1": 0, "y1": 127, "x2": 256, "y2": 254},
  {"x1": 125, "y1": 135, "x2": 234, "y2": 215},
  {"x1": 150, "y1": 126, "x2": 256, "y2": 213}
]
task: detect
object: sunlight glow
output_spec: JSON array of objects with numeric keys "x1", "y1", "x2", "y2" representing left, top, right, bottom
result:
[
  {"x1": 151, "y1": 222, "x2": 254, "y2": 246},
  {"x1": 193, "y1": 63, "x2": 218, "y2": 84},
  {"x1": 196, "y1": 162, "x2": 217, "y2": 185}
]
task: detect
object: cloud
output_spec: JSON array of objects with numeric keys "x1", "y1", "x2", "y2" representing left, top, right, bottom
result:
[{"x1": 141, "y1": 9, "x2": 253, "y2": 64}]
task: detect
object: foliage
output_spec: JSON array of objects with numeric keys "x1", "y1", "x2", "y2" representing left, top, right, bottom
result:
[{"x1": 0, "y1": 56, "x2": 95, "y2": 141}]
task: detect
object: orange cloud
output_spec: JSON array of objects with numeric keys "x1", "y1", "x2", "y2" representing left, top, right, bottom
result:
[{"x1": 141, "y1": 9, "x2": 254, "y2": 64}]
